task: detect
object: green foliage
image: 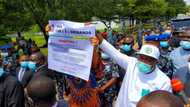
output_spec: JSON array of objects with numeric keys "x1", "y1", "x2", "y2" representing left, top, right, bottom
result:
[
  {"x1": 0, "y1": 0, "x2": 34, "y2": 35},
  {"x1": 166, "y1": 0, "x2": 187, "y2": 16},
  {"x1": 0, "y1": 36, "x2": 11, "y2": 45},
  {"x1": 0, "y1": 0, "x2": 188, "y2": 38},
  {"x1": 27, "y1": 25, "x2": 41, "y2": 33},
  {"x1": 134, "y1": 0, "x2": 168, "y2": 21}
]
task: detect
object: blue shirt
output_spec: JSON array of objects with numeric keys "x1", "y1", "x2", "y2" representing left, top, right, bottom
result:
[
  {"x1": 107, "y1": 31, "x2": 117, "y2": 46},
  {"x1": 170, "y1": 47, "x2": 190, "y2": 83}
]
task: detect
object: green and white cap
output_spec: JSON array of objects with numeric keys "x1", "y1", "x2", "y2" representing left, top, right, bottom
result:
[{"x1": 139, "y1": 44, "x2": 160, "y2": 60}]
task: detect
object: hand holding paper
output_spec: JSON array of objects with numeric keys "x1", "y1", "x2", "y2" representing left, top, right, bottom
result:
[
  {"x1": 48, "y1": 20, "x2": 95, "y2": 81},
  {"x1": 90, "y1": 34, "x2": 103, "y2": 46},
  {"x1": 90, "y1": 36, "x2": 99, "y2": 46}
]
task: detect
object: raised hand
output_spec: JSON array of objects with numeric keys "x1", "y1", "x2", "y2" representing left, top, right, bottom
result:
[{"x1": 90, "y1": 36, "x2": 100, "y2": 46}]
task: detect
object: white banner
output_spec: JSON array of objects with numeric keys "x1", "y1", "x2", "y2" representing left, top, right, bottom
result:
[{"x1": 48, "y1": 20, "x2": 95, "y2": 80}]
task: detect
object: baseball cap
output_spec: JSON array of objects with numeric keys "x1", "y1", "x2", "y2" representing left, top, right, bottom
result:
[
  {"x1": 158, "y1": 33, "x2": 171, "y2": 40},
  {"x1": 144, "y1": 34, "x2": 160, "y2": 41},
  {"x1": 138, "y1": 44, "x2": 160, "y2": 60}
]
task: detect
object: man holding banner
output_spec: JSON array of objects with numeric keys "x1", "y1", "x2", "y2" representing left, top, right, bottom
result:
[
  {"x1": 90, "y1": 33, "x2": 171, "y2": 107},
  {"x1": 48, "y1": 20, "x2": 102, "y2": 107}
]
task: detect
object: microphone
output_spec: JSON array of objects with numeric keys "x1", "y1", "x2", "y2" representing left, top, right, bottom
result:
[{"x1": 171, "y1": 79, "x2": 189, "y2": 104}]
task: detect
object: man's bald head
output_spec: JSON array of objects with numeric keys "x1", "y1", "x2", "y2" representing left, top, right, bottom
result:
[
  {"x1": 30, "y1": 52, "x2": 44, "y2": 61},
  {"x1": 30, "y1": 52, "x2": 46, "y2": 65},
  {"x1": 137, "y1": 90, "x2": 184, "y2": 107},
  {"x1": 27, "y1": 76, "x2": 56, "y2": 103}
]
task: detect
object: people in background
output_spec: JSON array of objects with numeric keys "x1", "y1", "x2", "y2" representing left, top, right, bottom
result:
[
  {"x1": 170, "y1": 32, "x2": 190, "y2": 97},
  {"x1": 0, "y1": 58, "x2": 25, "y2": 107}
]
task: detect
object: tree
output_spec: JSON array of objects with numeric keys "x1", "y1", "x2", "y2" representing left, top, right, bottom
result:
[
  {"x1": 134, "y1": 0, "x2": 168, "y2": 21},
  {"x1": 115, "y1": 0, "x2": 136, "y2": 26},
  {"x1": 23, "y1": 0, "x2": 65, "y2": 45},
  {"x1": 0, "y1": 0, "x2": 33, "y2": 36},
  {"x1": 85, "y1": 0, "x2": 119, "y2": 28},
  {"x1": 166, "y1": 0, "x2": 187, "y2": 17},
  {"x1": 165, "y1": 7, "x2": 176, "y2": 20},
  {"x1": 1, "y1": 0, "x2": 187, "y2": 43}
]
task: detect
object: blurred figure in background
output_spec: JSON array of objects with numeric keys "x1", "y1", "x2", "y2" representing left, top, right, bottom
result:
[
  {"x1": 0, "y1": 58, "x2": 25, "y2": 107},
  {"x1": 97, "y1": 52, "x2": 120, "y2": 107},
  {"x1": 170, "y1": 32, "x2": 190, "y2": 95},
  {"x1": 102, "y1": 28, "x2": 108, "y2": 39},
  {"x1": 137, "y1": 26, "x2": 144, "y2": 49},
  {"x1": 107, "y1": 30, "x2": 118, "y2": 47}
]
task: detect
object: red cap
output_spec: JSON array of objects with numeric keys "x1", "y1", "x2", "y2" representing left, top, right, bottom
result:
[{"x1": 171, "y1": 79, "x2": 184, "y2": 92}]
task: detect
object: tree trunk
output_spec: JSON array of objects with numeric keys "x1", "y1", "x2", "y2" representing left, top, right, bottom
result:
[
  {"x1": 17, "y1": 32, "x2": 22, "y2": 37},
  {"x1": 101, "y1": 20, "x2": 112, "y2": 29},
  {"x1": 101, "y1": 20, "x2": 109, "y2": 28},
  {"x1": 23, "y1": 0, "x2": 48, "y2": 47},
  {"x1": 108, "y1": 21, "x2": 111, "y2": 29},
  {"x1": 34, "y1": 17, "x2": 48, "y2": 47},
  {"x1": 38, "y1": 23, "x2": 48, "y2": 47},
  {"x1": 35, "y1": 22, "x2": 48, "y2": 47}
]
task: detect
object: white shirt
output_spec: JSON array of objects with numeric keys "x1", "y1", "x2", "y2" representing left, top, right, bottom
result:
[
  {"x1": 18, "y1": 68, "x2": 26, "y2": 82},
  {"x1": 100, "y1": 40, "x2": 172, "y2": 107}
]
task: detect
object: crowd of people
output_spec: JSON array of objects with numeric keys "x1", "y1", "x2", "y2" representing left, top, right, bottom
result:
[{"x1": 0, "y1": 24, "x2": 190, "y2": 107}]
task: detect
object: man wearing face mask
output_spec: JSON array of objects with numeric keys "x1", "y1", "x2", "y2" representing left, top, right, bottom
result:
[
  {"x1": 117, "y1": 36, "x2": 137, "y2": 85},
  {"x1": 29, "y1": 52, "x2": 55, "y2": 79},
  {"x1": 158, "y1": 33, "x2": 175, "y2": 79},
  {"x1": 29, "y1": 51, "x2": 66, "y2": 101},
  {"x1": 17, "y1": 55, "x2": 34, "y2": 88},
  {"x1": 91, "y1": 34, "x2": 172, "y2": 107},
  {"x1": 159, "y1": 33, "x2": 172, "y2": 54},
  {"x1": 119, "y1": 36, "x2": 137, "y2": 57},
  {"x1": 170, "y1": 33, "x2": 190, "y2": 97},
  {"x1": 0, "y1": 58, "x2": 25, "y2": 107}
]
